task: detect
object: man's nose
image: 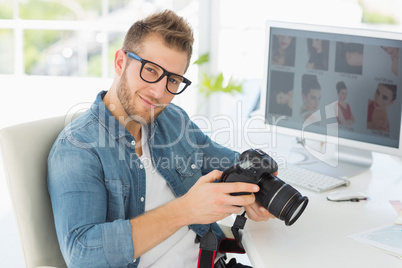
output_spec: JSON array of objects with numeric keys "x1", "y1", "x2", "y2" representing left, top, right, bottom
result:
[{"x1": 149, "y1": 76, "x2": 167, "y2": 99}]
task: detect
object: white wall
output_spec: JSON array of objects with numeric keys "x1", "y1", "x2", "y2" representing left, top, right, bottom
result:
[{"x1": 1, "y1": 75, "x2": 111, "y2": 129}]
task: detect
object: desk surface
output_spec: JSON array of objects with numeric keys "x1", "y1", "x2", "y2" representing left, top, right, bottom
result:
[{"x1": 234, "y1": 137, "x2": 402, "y2": 268}]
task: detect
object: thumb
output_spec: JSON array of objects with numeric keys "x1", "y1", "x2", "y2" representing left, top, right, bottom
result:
[{"x1": 199, "y1": 170, "x2": 223, "y2": 183}]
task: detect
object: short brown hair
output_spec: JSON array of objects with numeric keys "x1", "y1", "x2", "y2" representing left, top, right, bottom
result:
[{"x1": 122, "y1": 10, "x2": 194, "y2": 70}]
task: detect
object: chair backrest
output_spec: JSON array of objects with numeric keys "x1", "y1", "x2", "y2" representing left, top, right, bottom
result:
[{"x1": 0, "y1": 116, "x2": 71, "y2": 268}]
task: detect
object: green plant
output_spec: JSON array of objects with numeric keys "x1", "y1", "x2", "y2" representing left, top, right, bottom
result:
[
  {"x1": 362, "y1": 12, "x2": 397, "y2": 24},
  {"x1": 358, "y1": 0, "x2": 398, "y2": 25},
  {"x1": 193, "y1": 52, "x2": 243, "y2": 98}
]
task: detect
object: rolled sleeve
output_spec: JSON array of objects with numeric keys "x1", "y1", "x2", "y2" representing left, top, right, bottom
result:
[{"x1": 102, "y1": 220, "x2": 134, "y2": 267}]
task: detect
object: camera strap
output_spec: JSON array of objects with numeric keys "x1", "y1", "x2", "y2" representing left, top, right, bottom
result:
[
  {"x1": 197, "y1": 212, "x2": 247, "y2": 268},
  {"x1": 231, "y1": 211, "x2": 247, "y2": 245},
  {"x1": 197, "y1": 225, "x2": 218, "y2": 268}
]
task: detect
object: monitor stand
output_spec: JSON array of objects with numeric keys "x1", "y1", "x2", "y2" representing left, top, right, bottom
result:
[{"x1": 288, "y1": 138, "x2": 373, "y2": 179}]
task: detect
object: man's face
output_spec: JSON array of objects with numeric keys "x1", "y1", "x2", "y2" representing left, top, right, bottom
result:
[{"x1": 117, "y1": 33, "x2": 188, "y2": 125}]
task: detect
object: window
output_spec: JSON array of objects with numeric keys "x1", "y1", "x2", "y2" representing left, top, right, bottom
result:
[
  {"x1": 0, "y1": 29, "x2": 14, "y2": 74},
  {"x1": 0, "y1": 0, "x2": 200, "y2": 131},
  {"x1": 0, "y1": 0, "x2": 199, "y2": 78}
]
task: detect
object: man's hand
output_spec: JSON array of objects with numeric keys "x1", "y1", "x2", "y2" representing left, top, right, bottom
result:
[
  {"x1": 244, "y1": 202, "x2": 275, "y2": 222},
  {"x1": 245, "y1": 170, "x2": 277, "y2": 222},
  {"x1": 180, "y1": 170, "x2": 260, "y2": 225}
]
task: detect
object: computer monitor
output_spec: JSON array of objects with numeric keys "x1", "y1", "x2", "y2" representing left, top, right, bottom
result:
[{"x1": 261, "y1": 21, "x2": 402, "y2": 178}]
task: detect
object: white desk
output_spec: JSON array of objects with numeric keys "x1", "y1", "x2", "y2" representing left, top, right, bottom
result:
[
  {"x1": 212, "y1": 126, "x2": 402, "y2": 267},
  {"x1": 239, "y1": 150, "x2": 402, "y2": 268},
  {"x1": 211, "y1": 121, "x2": 402, "y2": 267}
]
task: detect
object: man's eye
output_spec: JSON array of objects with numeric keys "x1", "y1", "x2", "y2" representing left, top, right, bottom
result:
[
  {"x1": 169, "y1": 77, "x2": 178, "y2": 84},
  {"x1": 145, "y1": 67, "x2": 156, "y2": 73},
  {"x1": 169, "y1": 75, "x2": 183, "y2": 85}
]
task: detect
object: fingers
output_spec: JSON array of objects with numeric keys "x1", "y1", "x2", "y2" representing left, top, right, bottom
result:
[
  {"x1": 227, "y1": 193, "x2": 256, "y2": 208},
  {"x1": 201, "y1": 170, "x2": 260, "y2": 207},
  {"x1": 244, "y1": 203, "x2": 275, "y2": 222},
  {"x1": 198, "y1": 170, "x2": 259, "y2": 195},
  {"x1": 199, "y1": 170, "x2": 223, "y2": 183},
  {"x1": 188, "y1": 170, "x2": 263, "y2": 223},
  {"x1": 219, "y1": 182, "x2": 260, "y2": 194}
]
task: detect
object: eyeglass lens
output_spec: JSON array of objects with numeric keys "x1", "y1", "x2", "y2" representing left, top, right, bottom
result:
[{"x1": 141, "y1": 62, "x2": 186, "y2": 94}]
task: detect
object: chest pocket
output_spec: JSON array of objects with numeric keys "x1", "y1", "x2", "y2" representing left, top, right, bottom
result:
[
  {"x1": 105, "y1": 179, "x2": 130, "y2": 221},
  {"x1": 175, "y1": 148, "x2": 203, "y2": 190}
]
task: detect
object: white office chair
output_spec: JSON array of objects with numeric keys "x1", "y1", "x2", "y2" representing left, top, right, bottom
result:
[
  {"x1": 0, "y1": 115, "x2": 76, "y2": 268},
  {"x1": 0, "y1": 114, "x2": 242, "y2": 268}
]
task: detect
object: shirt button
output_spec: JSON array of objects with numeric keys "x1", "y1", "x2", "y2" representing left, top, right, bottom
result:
[
  {"x1": 191, "y1": 164, "x2": 197, "y2": 169},
  {"x1": 133, "y1": 259, "x2": 136, "y2": 263},
  {"x1": 131, "y1": 140, "x2": 136, "y2": 146},
  {"x1": 139, "y1": 164, "x2": 144, "y2": 169},
  {"x1": 140, "y1": 197, "x2": 144, "y2": 202}
]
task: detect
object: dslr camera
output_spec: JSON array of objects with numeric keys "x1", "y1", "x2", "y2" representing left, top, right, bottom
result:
[{"x1": 220, "y1": 149, "x2": 308, "y2": 226}]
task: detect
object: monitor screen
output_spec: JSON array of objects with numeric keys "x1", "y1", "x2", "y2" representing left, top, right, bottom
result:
[{"x1": 262, "y1": 21, "x2": 402, "y2": 160}]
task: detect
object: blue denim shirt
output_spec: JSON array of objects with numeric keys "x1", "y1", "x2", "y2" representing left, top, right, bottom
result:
[{"x1": 47, "y1": 91, "x2": 239, "y2": 268}]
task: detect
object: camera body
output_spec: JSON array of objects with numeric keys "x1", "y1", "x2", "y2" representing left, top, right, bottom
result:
[
  {"x1": 220, "y1": 148, "x2": 278, "y2": 184},
  {"x1": 220, "y1": 149, "x2": 308, "y2": 226}
]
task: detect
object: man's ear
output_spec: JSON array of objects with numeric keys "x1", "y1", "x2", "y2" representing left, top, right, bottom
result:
[{"x1": 114, "y1": 49, "x2": 126, "y2": 76}]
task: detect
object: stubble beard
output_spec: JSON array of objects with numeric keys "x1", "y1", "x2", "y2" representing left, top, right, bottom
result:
[{"x1": 116, "y1": 70, "x2": 166, "y2": 126}]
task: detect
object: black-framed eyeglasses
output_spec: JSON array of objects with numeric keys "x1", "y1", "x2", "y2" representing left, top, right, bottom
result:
[{"x1": 125, "y1": 50, "x2": 191, "y2": 95}]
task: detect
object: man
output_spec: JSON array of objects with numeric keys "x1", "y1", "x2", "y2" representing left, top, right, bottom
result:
[{"x1": 48, "y1": 10, "x2": 272, "y2": 268}]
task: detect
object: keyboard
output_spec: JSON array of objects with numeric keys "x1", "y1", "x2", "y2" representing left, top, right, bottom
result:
[{"x1": 278, "y1": 165, "x2": 350, "y2": 193}]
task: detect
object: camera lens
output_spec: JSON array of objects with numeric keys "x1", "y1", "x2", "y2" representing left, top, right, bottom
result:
[
  {"x1": 255, "y1": 174, "x2": 308, "y2": 226},
  {"x1": 288, "y1": 196, "x2": 308, "y2": 224}
]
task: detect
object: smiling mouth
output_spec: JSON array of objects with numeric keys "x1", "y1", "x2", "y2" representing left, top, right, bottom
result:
[
  {"x1": 140, "y1": 96, "x2": 156, "y2": 109},
  {"x1": 140, "y1": 96, "x2": 159, "y2": 109}
]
